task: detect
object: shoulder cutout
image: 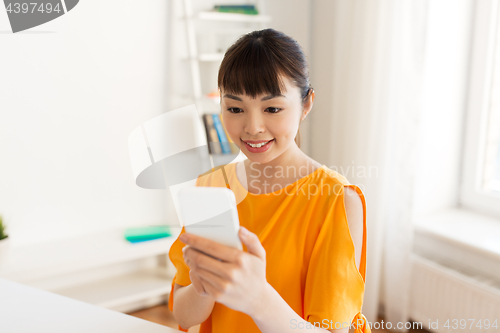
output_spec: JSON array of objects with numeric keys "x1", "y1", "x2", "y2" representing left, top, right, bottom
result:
[{"x1": 343, "y1": 186, "x2": 364, "y2": 272}]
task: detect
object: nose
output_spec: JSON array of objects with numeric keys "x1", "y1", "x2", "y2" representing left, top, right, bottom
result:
[{"x1": 244, "y1": 110, "x2": 265, "y2": 136}]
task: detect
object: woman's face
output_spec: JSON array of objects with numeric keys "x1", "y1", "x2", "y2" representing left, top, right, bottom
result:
[{"x1": 221, "y1": 75, "x2": 313, "y2": 164}]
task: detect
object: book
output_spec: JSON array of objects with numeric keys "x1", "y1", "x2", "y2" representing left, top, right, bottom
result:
[
  {"x1": 214, "y1": 5, "x2": 258, "y2": 15},
  {"x1": 124, "y1": 225, "x2": 172, "y2": 243},
  {"x1": 214, "y1": 5, "x2": 256, "y2": 9},
  {"x1": 216, "y1": 8, "x2": 258, "y2": 15},
  {"x1": 203, "y1": 114, "x2": 222, "y2": 154},
  {"x1": 212, "y1": 114, "x2": 232, "y2": 154}
]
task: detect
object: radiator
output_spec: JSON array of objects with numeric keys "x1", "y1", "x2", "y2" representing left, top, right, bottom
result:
[{"x1": 410, "y1": 255, "x2": 500, "y2": 333}]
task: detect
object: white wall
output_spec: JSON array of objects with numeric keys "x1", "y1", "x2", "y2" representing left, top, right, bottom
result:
[{"x1": 0, "y1": 0, "x2": 171, "y2": 246}]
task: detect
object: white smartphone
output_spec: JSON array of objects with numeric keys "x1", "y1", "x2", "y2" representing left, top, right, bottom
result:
[{"x1": 178, "y1": 187, "x2": 243, "y2": 251}]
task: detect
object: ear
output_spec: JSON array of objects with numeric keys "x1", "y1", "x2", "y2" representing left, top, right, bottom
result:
[{"x1": 301, "y1": 89, "x2": 315, "y2": 121}]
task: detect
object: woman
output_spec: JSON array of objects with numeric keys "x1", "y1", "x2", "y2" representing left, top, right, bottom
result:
[{"x1": 168, "y1": 29, "x2": 371, "y2": 333}]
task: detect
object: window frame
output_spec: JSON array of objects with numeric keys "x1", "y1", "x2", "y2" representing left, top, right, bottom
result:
[{"x1": 461, "y1": 0, "x2": 500, "y2": 219}]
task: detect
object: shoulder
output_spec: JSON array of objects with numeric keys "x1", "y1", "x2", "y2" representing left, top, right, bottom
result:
[
  {"x1": 315, "y1": 166, "x2": 364, "y2": 215},
  {"x1": 318, "y1": 166, "x2": 365, "y2": 270},
  {"x1": 311, "y1": 165, "x2": 353, "y2": 197},
  {"x1": 318, "y1": 165, "x2": 351, "y2": 185}
]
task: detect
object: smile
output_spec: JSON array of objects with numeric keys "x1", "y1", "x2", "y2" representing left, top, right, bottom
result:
[{"x1": 244, "y1": 139, "x2": 274, "y2": 148}]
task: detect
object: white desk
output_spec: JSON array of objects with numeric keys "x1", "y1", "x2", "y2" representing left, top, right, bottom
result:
[
  {"x1": 0, "y1": 227, "x2": 180, "y2": 313},
  {"x1": 0, "y1": 278, "x2": 181, "y2": 333}
]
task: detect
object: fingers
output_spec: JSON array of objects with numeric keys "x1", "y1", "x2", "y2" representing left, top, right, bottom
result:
[
  {"x1": 194, "y1": 266, "x2": 229, "y2": 299},
  {"x1": 180, "y1": 233, "x2": 241, "y2": 263},
  {"x1": 189, "y1": 270, "x2": 208, "y2": 296},
  {"x1": 184, "y1": 245, "x2": 235, "y2": 280},
  {"x1": 238, "y1": 227, "x2": 266, "y2": 261}
]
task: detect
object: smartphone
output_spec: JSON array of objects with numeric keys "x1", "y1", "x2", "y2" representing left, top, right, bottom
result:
[{"x1": 178, "y1": 187, "x2": 243, "y2": 251}]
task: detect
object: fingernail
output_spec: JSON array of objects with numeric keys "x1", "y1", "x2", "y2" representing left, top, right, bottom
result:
[
  {"x1": 240, "y1": 227, "x2": 250, "y2": 236},
  {"x1": 180, "y1": 234, "x2": 187, "y2": 242}
]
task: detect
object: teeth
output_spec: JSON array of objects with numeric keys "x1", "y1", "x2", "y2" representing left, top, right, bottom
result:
[{"x1": 246, "y1": 140, "x2": 272, "y2": 148}]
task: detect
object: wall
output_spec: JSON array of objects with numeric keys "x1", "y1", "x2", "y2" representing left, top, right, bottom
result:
[{"x1": 0, "y1": 0, "x2": 170, "y2": 246}]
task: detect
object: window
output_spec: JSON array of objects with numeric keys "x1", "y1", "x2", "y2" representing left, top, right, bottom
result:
[
  {"x1": 461, "y1": 0, "x2": 500, "y2": 218},
  {"x1": 482, "y1": 18, "x2": 500, "y2": 193}
]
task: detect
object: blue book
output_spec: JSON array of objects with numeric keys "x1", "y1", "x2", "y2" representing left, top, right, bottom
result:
[
  {"x1": 214, "y1": 5, "x2": 256, "y2": 10},
  {"x1": 212, "y1": 114, "x2": 232, "y2": 154}
]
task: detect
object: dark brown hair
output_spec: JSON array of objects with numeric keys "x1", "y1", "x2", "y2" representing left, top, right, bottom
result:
[{"x1": 218, "y1": 29, "x2": 313, "y2": 147}]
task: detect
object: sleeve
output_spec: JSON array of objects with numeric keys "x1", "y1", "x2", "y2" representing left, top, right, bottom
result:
[
  {"x1": 303, "y1": 184, "x2": 370, "y2": 332},
  {"x1": 167, "y1": 226, "x2": 191, "y2": 332}
]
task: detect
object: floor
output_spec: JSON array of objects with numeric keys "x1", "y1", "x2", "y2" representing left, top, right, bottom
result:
[{"x1": 128, "y1": 303, "x2": 431, "y2": 333}]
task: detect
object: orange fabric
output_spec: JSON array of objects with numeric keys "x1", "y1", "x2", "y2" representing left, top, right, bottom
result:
[{"x1": 168, "y1": 163, "x2": 371, "y2": 332}]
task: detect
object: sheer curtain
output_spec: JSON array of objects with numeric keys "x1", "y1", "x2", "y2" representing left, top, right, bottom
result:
[{"x1": 310, "y1": 0, "x2": 428, "y2": 330}]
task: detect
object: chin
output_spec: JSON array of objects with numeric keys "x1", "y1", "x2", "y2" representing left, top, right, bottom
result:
[{"x1": 245, "y1": 154, "x2": 277, "y2": 165}]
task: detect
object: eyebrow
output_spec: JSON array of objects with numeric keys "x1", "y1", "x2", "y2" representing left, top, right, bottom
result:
[{"x1": 223, "y1": 94, "x2": 285, "y2": 101}]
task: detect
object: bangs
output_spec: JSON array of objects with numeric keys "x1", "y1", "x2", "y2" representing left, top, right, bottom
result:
[{"x1": 218, "y1": 38, "x2": 287, "y2": 98}]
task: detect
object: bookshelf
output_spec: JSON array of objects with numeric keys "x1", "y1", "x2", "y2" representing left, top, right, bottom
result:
[
  {"x1": 175, "y1": 0, "x2": 271, "y2": 115},
  {"x1": 202, "y1": 112, "x2": 243, "y2": 168},
  {"x1": 197, "y1": 11, "x2": 271, "y2": 22},
  {"x1": 169, "y1": 0, "x2": 269, "y2": 166}
]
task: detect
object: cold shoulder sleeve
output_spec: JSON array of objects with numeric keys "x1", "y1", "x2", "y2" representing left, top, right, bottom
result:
[
  {"x1": 303, "y1": 184, "x2": 371, "y2": 332},
  {"x1": 167, "y1": 227, "x2": 190, "y2": 332},
  {"x1": 168, "y1": 226, "x2": 191, "y2": 288}
]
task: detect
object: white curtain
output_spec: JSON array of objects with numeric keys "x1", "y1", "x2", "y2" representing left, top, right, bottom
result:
[{"x1": 309, "y1": 0, "x2": 428, "y2": 330}]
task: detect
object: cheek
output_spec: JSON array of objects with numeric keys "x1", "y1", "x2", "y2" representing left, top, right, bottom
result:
[
  {"x1": 222, "y1": 115, "x2": 240, "y2": 142},
  {"x1": 271, "y1": 116, "x2": 299, "y2": 140}
]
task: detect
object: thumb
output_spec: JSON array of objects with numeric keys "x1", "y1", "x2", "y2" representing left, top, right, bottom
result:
[{"x1": 239, "y1": 226, "x2": 266, "y2": 261}]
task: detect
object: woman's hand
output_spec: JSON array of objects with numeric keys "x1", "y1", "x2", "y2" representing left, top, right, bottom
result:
[
  {"x1": 188, "y1": 268, "x2": 209, "y2": 296},
  {"x1": 180, "y1": 226, "x2": 270, "y2": 317}
]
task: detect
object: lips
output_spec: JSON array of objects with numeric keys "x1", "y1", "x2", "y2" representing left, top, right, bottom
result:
[
  {"x1": 242, "y1": 139, "x2": 274, "y2": 148},
  {"x1": 242, "y1": 139, "x2": 274, "y2": 144},
  {"x1": 241, "y1": 139, "x2": 275, "y2": 152}
]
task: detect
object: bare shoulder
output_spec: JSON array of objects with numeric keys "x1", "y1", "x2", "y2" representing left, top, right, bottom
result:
[
  {"x1": 174, "y1": 283, "x2": 185, "y2": 293},
  {"x1": 343, "y1": 186, "x2": 364, "y2": 271}
]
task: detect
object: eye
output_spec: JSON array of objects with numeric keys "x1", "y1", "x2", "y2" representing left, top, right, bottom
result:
[
  {"x1": 227, "y1": 107, "x2": 243, "y2": 114},
  {"x1": 265, "y1": 107, "x2": 282, "y2": 114}
]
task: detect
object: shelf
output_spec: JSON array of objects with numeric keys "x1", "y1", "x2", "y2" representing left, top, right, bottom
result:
[
  {"x1": 0, "y1": 227, "x2": 180, "y2": 283},
  {"x1": 197, "y1": 11, "x2": 271, "y2": 23},
  {"x1": 54, "y1": 267, "x2": 172, "y2": 312}
]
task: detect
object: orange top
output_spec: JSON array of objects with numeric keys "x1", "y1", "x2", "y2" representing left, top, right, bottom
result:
[{"x1": 168, "y1": 162, "x2": 371, "y2": 333}]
